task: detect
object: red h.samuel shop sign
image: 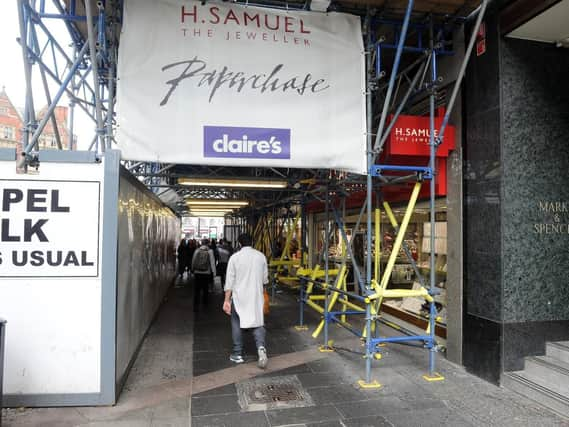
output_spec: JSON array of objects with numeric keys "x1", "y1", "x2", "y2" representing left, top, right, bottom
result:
[
  {"x1": 306, "y1": 113, "x2": 457, "y2": 212},
  {"x1": 379, "y1": 111, "x2": 456, "y2": 199},
  {"x1": 385, "y1": 112, "x2": 455, "y2": 158}
]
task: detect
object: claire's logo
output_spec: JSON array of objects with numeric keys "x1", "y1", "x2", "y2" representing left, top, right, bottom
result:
[{"x1": 204, "y1": 126, "x2": 290, "y2": 159}]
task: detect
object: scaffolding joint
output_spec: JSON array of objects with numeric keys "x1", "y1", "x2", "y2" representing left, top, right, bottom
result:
[
  {"x1": 21, "y1": 152, "x2": 40, "y2": 169},
  {"x1": 370, "y1": 165, "x2": 433, "y2": 180},
  {"x1": 428, "y1": 288, "x2": 441, "y2": 296}
]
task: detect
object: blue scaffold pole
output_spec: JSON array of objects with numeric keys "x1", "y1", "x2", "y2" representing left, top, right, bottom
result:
[{"x1": 428, "y1": 17, "x2": 437, "y2": 377}]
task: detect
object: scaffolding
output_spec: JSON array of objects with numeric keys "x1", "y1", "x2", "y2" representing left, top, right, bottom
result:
[
  {"x1": 12, "y1": 0, "x2": 488, "y2": 392},
  {"x1": 15, "y1": 0, "x2": 117, "y2": 161},
  {"x1": 292, "y1": 1, "x2": 489, "y2": 387}
]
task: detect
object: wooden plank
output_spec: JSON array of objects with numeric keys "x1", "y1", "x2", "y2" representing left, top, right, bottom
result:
[{"x1": 381, "y1": 303, "x2": 447, "y2": 339}]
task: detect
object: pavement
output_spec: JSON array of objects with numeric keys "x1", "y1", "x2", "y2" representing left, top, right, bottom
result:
[{"x1": 2, "y1": 274, "x2": 569, "y2": 427}]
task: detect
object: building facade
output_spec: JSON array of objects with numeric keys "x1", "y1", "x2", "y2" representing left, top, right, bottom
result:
[
  {"x1": 0, "y1": 88, "x2": 23, "y2": 149},
  {"x1": 463, "y1": 2, "x2": 569, "y2": 384},
  {"x1": 0, "y1": 87, "x2": 76, "y2": 151}
]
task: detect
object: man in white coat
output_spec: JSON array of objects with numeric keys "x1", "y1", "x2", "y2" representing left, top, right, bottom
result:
[{"x1": 222, "y1": 233, "x2": 269, "y2": 368}]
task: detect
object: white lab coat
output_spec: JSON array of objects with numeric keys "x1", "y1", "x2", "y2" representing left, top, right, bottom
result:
[{"x1": 225, "y1": 246, "x2": 268, "y2": 328}]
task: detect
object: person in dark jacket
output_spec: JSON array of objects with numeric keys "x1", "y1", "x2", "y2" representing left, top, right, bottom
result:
[
  {"x1": 217, "y1": 239, "x2": 232, "y2": 289},
  {"x1": 177, "y1": 234, "x2": 192, "y2": 278},
  {"x1": 191, "y1": 239, "x2": 217, "y2": 311}
]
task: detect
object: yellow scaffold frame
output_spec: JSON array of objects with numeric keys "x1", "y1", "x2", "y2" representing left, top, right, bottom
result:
[{"x1": 269, "y1": 210, "x2": 302, "y2": 287}]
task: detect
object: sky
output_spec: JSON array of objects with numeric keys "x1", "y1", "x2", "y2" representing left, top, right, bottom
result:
[{"x1": 0, "y1": 2, "x2": 94, "y2": 149}]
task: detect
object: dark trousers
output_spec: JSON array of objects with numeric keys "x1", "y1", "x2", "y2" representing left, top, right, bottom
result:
[
  {"x1": 218, "y1": 262, "x2": 228, "y2": 288},
  {"x1": 178, "y1": 259, "x2": 191, "y2": 276},
  {"x1": 194, "y1": 273, "x2": 211, "y2": 311}
]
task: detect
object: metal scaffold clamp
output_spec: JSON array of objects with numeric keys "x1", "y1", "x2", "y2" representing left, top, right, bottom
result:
[{"x1": 369, "y1": 165, "x2": 433, "y2": 180}]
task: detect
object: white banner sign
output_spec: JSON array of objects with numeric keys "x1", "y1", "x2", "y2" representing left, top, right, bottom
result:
[
  {"x1": 117, "y1": 0, "x2": 366, "y2": 173},
  {"x1": 0, "y1": 179, "x2": 100, "y2": 277}
]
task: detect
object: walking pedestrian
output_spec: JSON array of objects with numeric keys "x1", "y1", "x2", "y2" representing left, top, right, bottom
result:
[
  {"x1": 191, "y1": 238, "x2": 216, "y2": 312},
  {"x1": 217, "y1": 239, "x2": 231, "y2": 289},
  {"x1": 222, "y1": 233, "x2": 269, "y2": 368},
  {"x1": 177, "y1": 234, "x2": 192, "y2": 278}
]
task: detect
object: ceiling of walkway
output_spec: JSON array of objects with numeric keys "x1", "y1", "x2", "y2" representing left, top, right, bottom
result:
[{"x1": 506, "y1": 0, "x2": 569, "y2": 45}]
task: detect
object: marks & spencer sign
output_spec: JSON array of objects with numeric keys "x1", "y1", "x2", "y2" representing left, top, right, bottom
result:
[
  {"x1": 117, "y1": 0, "x2": 366, "y2": 173},
  {"x1": 0, "y1": 180, "x2": 100, "y2": 277}
]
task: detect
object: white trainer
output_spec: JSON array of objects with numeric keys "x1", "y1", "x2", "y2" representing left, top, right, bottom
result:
[{"x1": 257, "y1": 346, "x2": 268, "y2": 369}]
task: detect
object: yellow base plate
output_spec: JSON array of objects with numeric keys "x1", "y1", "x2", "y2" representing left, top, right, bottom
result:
[
  {"x1": 318, "y1": 345, "x2": 335, "y2": 353},
  {"x1": 376, "y1": 343, "x2": 387, "y2": 347},
  {"x1": 422, "y1": 373, "x2": 445, "y2": 382},
  {"x1": 357, "y1": 380, "x2": 382, "y2": 389},
  {"x1": 294, "y1": 325, "x2": 309, "y2": 331}
]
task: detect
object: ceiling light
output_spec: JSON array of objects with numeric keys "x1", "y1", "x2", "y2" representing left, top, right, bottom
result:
[
  {"x1": 189, "y1": 207, "x2": 235, "y2": 212},
  {"x1": 179, "y1": 178, "x2": 287, "y2": 189},
  {"x1": 187, "y1": 211, "x2": 228, "y2": 217},
  {"x1": 185, "y1": 199, "x2": 249, "y2": 206}
]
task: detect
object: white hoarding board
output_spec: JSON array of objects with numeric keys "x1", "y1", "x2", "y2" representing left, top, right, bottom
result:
[
  {"x1": 0, "y1": 179, "x2": 100, "y2": 277},
  {"x1": 117, "y1": 0, "x2": 366, "y2": 173},
  {"x1": 0, "y1": 161, "x2": 104, "y2": 397}
]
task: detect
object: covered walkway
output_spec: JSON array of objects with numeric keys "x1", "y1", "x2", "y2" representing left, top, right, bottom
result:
[{"x1": 3, "y1": 277, "x2": 568, "y2": 426}]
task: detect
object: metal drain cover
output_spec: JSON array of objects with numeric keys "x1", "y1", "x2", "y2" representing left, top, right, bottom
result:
[{"x1": 236, "y1": 375, "x2": 314, "y2": 411}]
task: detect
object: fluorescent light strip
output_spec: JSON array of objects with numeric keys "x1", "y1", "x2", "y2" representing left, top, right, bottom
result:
[
  {"x1": 179, "y1": 178, "x2": 287, "y2": 189},
  {"x1": 188, "y1": 212, "x2": 228, "y2": 217},
  {"x1": 189, "y1": 207, "x2": 234, "y2": 212},
  {"x1": 186, "y1": 199, "x2": 249, "y2": 206}
]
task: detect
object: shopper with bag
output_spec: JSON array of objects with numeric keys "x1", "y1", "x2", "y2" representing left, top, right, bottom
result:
[
  {"x1": 222, "y1": 233, "x2": 269, "y2": 368},
  {"x1": 191, "y1": 238, "x2": 216, "y2": 312}
]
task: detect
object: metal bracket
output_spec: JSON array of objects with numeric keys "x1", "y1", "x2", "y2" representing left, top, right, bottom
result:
[{"x1": 369, "y1": 165, "x2": 433, "y2": 180}]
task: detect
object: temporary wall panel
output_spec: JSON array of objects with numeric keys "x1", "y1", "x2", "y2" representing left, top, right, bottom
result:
[
  {"x1": 115, "y1": 168, "x2": 179, "y2": 389},
  {"x1": 0, "y1": 150, "x2": 179, "y2": 406},
  {"x1": 0, "y1": 159, "x2": 104, "y2": 400},
  {"x1": 117, "y1": 0, "x2": 366, "y2": 173}
]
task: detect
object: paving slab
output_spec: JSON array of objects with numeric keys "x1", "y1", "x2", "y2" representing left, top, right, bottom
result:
[
  {"x1": 192, "y1": 411, "x2": 270, "y2": 427},
  {"x1": 191, "y1": 395, "x2": 242, "y2": 417},
  {"x1": 330, "y1": 415, "x2": 394, "y2": 427},
  {"x1": 265, "y1": 404, "x2": 343, "y2": 426},
  {"x1": 382, "y1": 408, "x2": 475, "y2": 427},
  {"x1": 150, "y1": 418, "x2": 191, "y2": 427},
  {"x1": 333, "y1": 397, "x2": 410, "y2": 419},
  {"x1": 307, "y1": 384, "x2": 370, "y2": 405}
]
